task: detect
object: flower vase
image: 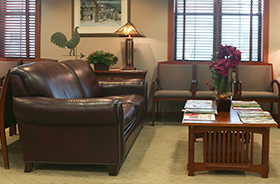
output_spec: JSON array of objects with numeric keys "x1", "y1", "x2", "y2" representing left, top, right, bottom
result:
[
  {"x1": 94, "y1": 63, "x2": 109, "y2": 71},
  {"x1": 216, "y1": 96, "x2": 232, "y2": 112}
]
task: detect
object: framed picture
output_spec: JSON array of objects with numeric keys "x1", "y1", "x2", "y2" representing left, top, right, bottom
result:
[{"x1": 73, "y1": 0, "x2": 128, "y2": 37}]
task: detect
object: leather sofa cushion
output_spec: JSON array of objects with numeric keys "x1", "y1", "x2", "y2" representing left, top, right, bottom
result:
[
  {"x1": 106, "y1": 94, "x2": 145, "y2": 115},
  {"x1": 122, "y1": 104, "x2": 137, "y2": 130},
  {"x1": 10, "y1": 62, "x2": 85, "y2": 98},
  {"x1": 61, "y1": 60, "x2": 103, "y2": 98},
  {"x1": 105, "y1": 94, "x2": 145, "y2": 129}
]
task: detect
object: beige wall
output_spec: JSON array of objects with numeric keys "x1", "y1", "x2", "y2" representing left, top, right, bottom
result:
[
  {"x1": 269, "y1": 0, "x2": 280, "y2": 78},
  {"x1": 41, "y1": 0, "x2": 280, "y2": 112},
  {"x1": 41, "y1": 0, "x2": 168, "y2": 111}
]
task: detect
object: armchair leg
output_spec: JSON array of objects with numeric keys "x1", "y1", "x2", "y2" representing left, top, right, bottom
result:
[
  {"x1": 152, "y1": 99, "x2": 155, "y2": 126},
  {"x1": 156, "y1": 101, "x2": 159, "y2": 119},
  {"x1": 0, "y1": 128, "x2": 9, "y2": 169},
  {"x1": 107, "y1": 165, "x2": 119, "y2": 176},
  {"x1": 278, "y1": 102, "x2": 280, "y2": 128}
]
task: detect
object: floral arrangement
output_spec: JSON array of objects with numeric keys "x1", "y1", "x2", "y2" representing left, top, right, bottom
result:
[
  {"x1": 208, "y1": 44, "x2": 242, "y2": 99},
  {"x1": 86, "y1": 50, "x2": 118, "y2": 67}
]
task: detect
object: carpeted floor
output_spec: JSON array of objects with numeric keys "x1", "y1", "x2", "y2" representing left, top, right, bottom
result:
[{"x1": 1, "y1": 121, "x2": 280, "y2": 184}]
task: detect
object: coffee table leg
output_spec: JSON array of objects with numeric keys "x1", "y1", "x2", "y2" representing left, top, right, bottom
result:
[
  {"x1": 262, "y1": 128, "x2": 269, "y2": 178},
  {"x1": 188, "y1": 126, "x2": 195, "y2": 176}
]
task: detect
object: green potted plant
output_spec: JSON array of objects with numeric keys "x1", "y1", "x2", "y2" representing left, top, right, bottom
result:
[{"x1": 86, "y1": 50, "x2": 118, "y2": 71}]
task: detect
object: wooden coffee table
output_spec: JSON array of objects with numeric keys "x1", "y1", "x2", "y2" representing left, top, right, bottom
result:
[{"x1": 182, "y1": 106, "x2": 277, "y2": 178}]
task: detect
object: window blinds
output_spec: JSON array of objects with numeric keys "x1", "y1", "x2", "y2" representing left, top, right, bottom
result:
[
  {"x1": 0, "y1": 0, "x2": 39, "y2": 58},
  {"x1": 173, "y1": 0, "x2": 264, "y2": 62}
]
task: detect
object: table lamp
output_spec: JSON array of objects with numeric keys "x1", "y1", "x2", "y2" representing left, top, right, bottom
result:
[{"x1": 114, "y1": 0, "x2": 145, "y2": 70}]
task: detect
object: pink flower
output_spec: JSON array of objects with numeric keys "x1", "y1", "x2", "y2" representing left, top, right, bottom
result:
[
  {"x1": 225, "y1": 45, "x2": 236, "y2": 57},
  {"x1": 224, "y1": 60, "x2": 234, "y2": 70},
  {"x1": 216, "y1": 58, "x2": 226, "y2": 66},
  {"x1": 230, "y1": 50, "x2": 241, "y2": 65},
  {"x1": 217, "y1": 45, "x2": 227, "y2": 59},
  {"x1": 205, "y1": 81, "x2": 209, "y2": 85},
  {"x1": 214, "y1": 65, "x2": 228, "y2": 77}
]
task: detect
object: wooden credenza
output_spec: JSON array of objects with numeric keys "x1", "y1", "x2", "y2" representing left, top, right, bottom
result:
[{"x1": 94, "y1": 70, "x2": 147, "y2": 80}]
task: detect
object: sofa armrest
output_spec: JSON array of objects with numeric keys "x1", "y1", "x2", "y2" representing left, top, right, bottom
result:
[
  {"x1": 13, "y1": 96, "x2": 123, "y2": 126},
  {"x1": 98, "y1": 78, "x2": 147, "y2": 98}
]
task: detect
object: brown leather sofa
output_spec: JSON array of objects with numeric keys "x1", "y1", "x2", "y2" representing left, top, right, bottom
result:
[{"x1": 9, "y1": 59, "x2": 147, "y2": 175}]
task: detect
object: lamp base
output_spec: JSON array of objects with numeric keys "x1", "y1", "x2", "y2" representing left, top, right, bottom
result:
[{"x1": 122, "y1": 66, "x2": 136, "y2": 70}]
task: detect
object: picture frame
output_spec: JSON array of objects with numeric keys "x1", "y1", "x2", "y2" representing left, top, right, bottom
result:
[{"x1": 73, "y1": 0, "x2": 128, "y2": 37}]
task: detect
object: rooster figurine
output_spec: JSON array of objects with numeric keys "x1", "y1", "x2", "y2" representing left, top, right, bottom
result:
[{"x1": 51, "y1": 26, "x2": 80, "y2": 56}]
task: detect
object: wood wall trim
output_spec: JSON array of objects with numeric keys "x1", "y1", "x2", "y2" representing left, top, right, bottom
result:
[
  {"x1": 35, "y1": 0, "x2": 41, "y2": 58},
  {"x1": 263, "y1": 0, "x2": 269, "y2": 63},
  {"x1": 167, "y1": 0, "x2": 174, "y2": 61}
]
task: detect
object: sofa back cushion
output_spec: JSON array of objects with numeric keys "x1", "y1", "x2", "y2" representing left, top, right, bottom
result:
[
  {"x1": 61, "y1": 60, "x2": 102, "y2": 98},
  {"x1": 10, "y1": 61, "x2": 85, "y2": 98}
]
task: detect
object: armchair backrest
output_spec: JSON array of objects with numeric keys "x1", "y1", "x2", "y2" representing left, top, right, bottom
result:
[
  {"x1": 157, "y1": 61, "x2": 194, "y2": 90},
  {"x1": 195, "y1": 63, "x2": 212, "y2": 91},
  {"x1": 10, "y1": 62, "x2": 85, "y2": 98},
  {"x1": 0, "y1": 70, "x2": 17, "y2": 129},
  {"x1": 0, "y1": 61, "x2": 20, "y2": 78},
  {"x1": 236, "y1": 64, "x2": 273, "y2": 92}
]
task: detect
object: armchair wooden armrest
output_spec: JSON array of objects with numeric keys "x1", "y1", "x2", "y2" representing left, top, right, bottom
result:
[
  {"x1": 234, "y1": 80, "x2": 242, "y2": 100},
  {"x1": 152, "y1": 77, "x2": 159, "y2": 94},
  {"x1": 192, "y1": 79, "x2": 197, "y2": 98},
  {"x1": 272, "y1": 80, "x2": 280, "y2": 98},
  {"x1": 0, "y1": 75, "x2": 5, "y2": 87},
  {"x1": 233, "y1": 80, "x2": 239, "y2": 100}
]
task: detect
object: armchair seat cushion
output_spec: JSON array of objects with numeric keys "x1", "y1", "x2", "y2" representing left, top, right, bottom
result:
[
  {"x1": 154, "y1": 90, "x2": 192, "y2": 98},
  {"x1": 241, "y1": 91, "x2": 279, "y2": 99}
]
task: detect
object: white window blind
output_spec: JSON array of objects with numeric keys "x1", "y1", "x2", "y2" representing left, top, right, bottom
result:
[
  {"x1": 0, "y1": 0, "x2": 39, "y2": 58},
  {"x1": 173, "y1": 0, "x2": 264, "y2": 62}
]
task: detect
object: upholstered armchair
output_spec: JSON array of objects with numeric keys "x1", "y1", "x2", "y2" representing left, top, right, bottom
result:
[
  {"x1": 193, "y1": 63, "x2": 216, "y2": 99},
  {"x1": 152, "y1": 61, "x2": 194, "y2": 126},
  {"x1": 234, "y1": 63, "x2": 280, "y2": 127},
  {"x1": 0, "y1": 70, "x2": 17, "y2": 169}
]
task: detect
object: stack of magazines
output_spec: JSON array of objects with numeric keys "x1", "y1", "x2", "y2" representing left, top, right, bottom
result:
[
  {"x1": 237, "y1": 110, "x2": 277, "y2": 124},
  {"x1": 182, "y1": 100, "x2": 216, "y2": 121},
  {"x1": 233, "y1": 101, "x2": 277, "y2": 124}
]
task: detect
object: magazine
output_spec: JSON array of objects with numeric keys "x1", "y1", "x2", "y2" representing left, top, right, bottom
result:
[
  {"x1": 232, "y1": 100, "x2": 262, "y2": 110},
  {"x1": 184, "y1": 100, "x2": 213, "y2": 109},
  {"x1": 237, "y1": 110, "x2": 270, "y2": 117},
  {"x1": 182, "y1": 113, "x2": 215, "y2": 121},
  {"x1": 183, "y1": 100, "x2": 217, "y2": 114},
  {"x1": 239, "y1": 116, "x2": 277, "y2": 124}
]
